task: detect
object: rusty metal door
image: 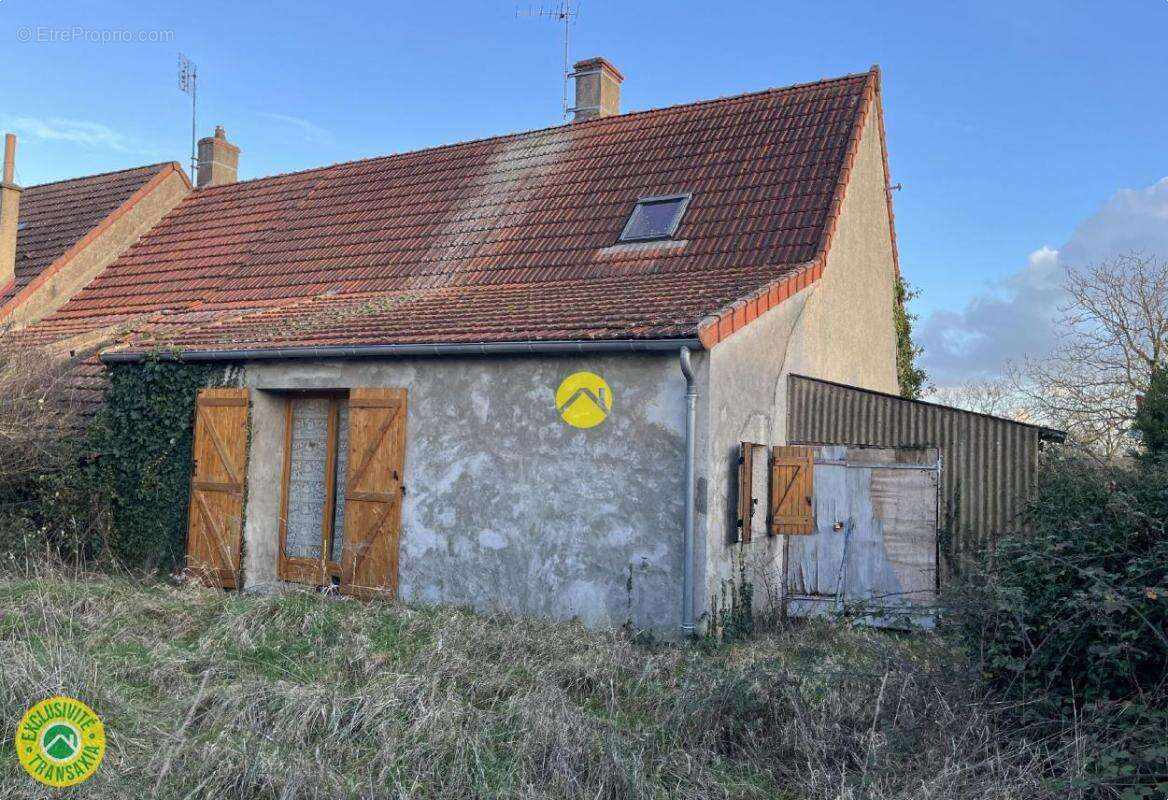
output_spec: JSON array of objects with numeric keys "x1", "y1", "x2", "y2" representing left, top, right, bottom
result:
[{"x1": 784, "y1": 445, "x2": 940, "y2": 626}]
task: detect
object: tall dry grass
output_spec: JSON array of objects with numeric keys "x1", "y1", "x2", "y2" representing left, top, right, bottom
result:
[{"x1": 0, "y1": 567, "x2": 1088, "y2": 800}]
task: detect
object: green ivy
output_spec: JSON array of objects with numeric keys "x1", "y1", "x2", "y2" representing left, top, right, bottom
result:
[
  {"x1": 894, "y1": 276, "x2": 928, "y2": 400},
  {"x1": 83, "y1": 358, "x2": 229, "y2": 570}
]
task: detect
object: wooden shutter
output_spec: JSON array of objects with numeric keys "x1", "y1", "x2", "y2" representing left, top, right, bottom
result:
[
  {"x1": 769, "y1": 445, "x2": 814, "y2": 535},
  {"x1": 185, "y1": 388, "x2": 250, "y2": 588},
  {"x1": 340, "y1": 388, "x2": 407, "y2": 599},
  {"x1": 736, "y1": 442, "x2": 754, "y2": 543}
]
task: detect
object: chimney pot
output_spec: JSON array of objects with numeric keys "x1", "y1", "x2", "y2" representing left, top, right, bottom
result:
[
  {"x1": 196, "y1": 126, "x2": 240, "y2": 188},
  {"x1": 0, "y1": 133, "x2": 21, "y2": 292},
  {"x1": 571, "y1": 57, "x2": 623, "y2": 122}
]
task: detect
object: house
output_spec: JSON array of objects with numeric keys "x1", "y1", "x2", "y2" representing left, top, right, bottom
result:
[
  {"x1": 0, "y1": 137, "x2": 190, "y2": 331},
  {"x1": 13, "y1": 60, "x2": 904, "y2": 634}
]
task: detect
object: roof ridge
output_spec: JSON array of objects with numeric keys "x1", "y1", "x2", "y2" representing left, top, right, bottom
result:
[
  {"x1": 192, "y1": 68, "x2": 876, "y2": 193},
  {"x1": 25, "y1": 161, "x2": 179, "y2": 191}
]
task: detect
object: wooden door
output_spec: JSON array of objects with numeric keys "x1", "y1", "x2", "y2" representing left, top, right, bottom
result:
[
  {"x1": 185, "y1": 388, "x2": 250, "y2": 588},
  {"x1": 340, "y1": 388, "x2": 407, "y2": 599},
  {"x1": 785, "y1": 446, "x2": 940, "y2": 626}
]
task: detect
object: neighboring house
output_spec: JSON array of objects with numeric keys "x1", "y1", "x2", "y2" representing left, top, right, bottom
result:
[
  {"x1": 0, "y1": 138, "x2": 190, "y2": 331},
  {"x1": 14, "y1": 61, "x2": 904, "y2": 634}
]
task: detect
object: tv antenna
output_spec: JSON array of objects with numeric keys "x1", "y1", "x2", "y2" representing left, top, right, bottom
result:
[
  {"x1": 516, "y1": 2, "x2": 579, "y2": 118},
  {"x1": 178, "y1": 53, "x2": 198, "y2": 181}
]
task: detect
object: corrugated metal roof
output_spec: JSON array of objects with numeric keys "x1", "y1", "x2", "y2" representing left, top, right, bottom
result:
[{"x1": 787, "y1": 374, "x2": 1063, "y2": 571}]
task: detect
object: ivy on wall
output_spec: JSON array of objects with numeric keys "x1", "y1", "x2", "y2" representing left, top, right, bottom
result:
[
  {"x1": 894, "y1": 276, "x2": 928, "y2": 400},
  {"x1": 84, "y1": 358, "x2": 229, "y2": 570}
]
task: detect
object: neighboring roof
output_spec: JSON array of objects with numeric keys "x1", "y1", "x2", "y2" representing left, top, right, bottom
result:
[
  {"x1": 2, "y1": 163, "x2": 181, "y2": 308},
  {"x1": 19, "y1": 68, "x2": 890, "y2": 357}
]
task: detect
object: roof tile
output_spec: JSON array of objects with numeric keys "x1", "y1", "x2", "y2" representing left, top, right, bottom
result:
[
  {"x1": 20, "y1": 70, "x2": 878, "y2": 353},
  {"x1": 3, "y1": 163, "x2": 174, "y2": 306}
]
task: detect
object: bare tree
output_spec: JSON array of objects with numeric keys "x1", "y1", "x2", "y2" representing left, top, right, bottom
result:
[
  {"x1": 927, "y1": 378, "x2": 1033, "y2": 420},
  {"x1": 1011, "y1": 253, "x2": 1168, "y2": 460}
]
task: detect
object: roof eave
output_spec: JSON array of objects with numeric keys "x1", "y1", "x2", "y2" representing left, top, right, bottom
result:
[{"x1": 99, "y1": 336, "x2": 705, "y2": 364}]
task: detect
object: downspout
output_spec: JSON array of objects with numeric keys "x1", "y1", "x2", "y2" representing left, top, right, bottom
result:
[{"x1": 679, "y1": 346, "x2": 697, "y2": 636}]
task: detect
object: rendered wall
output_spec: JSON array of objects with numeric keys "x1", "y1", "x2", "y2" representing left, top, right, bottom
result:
[
  {"x1": 238, "y1": 353, "x2": 690, "y2": 634},
  {"x1": 697, "y1": 100, "x2": 901, "y2": 621}
]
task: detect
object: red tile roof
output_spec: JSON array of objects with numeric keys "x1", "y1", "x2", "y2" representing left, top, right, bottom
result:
[
  {"x1": 19, "y1": 68, "x2": 889, "y2": 356},
  {"x1": 2, "y1": 163, "x2": 179, "y2": 308}
]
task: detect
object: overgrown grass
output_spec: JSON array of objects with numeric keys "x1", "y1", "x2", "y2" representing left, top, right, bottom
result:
[{"x1": 0, "y1": 568, "x2": 1073, "y2": 799}]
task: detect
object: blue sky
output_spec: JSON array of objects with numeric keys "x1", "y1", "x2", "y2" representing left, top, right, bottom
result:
[{"x1": 1, "y1": 0, "x2": 1165, "y2": 384}]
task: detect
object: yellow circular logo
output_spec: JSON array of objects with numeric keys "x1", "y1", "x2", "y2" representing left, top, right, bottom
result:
[
  {"x1": 15, "y1": 696, "x2": 105, "y2": 787},
  {"x1": 555, "y1": 371, "x2": 613, "y2": 429}
]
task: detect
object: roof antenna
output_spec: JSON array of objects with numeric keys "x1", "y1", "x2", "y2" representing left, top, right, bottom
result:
[
  {"x1": 178, "y1": 53, "x2": 198, "y2": 182},
  {"x1": 516, "y1": 1, "x2": 580, "y2": 119}
]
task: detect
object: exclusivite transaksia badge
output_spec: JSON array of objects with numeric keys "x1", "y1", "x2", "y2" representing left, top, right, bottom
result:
[{"x1": 15, "y1": 695, "x2": 105, "y2": 787}]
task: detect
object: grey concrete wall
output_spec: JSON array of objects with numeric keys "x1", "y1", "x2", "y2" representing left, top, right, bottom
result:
[
  {"x1": 697, "y1": 100, "x2": 901, "y2": 622},
  {"x1": 238, "y1": 353, "x2": 689, "y2": 634},
  {"x1": 241, "y1": 389, "x2": 283, "y2": 590}
]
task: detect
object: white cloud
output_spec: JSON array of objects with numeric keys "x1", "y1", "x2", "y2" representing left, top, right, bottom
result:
[
  {"x1": 262, "y1": 113, "x2": 333, "y2": 144},
  {"x1": 919, "y1": 177, "x2": 1168, "y2": 386},
  {"x1": 0, "y1": 116, "x2": 131, "y2": 151}
]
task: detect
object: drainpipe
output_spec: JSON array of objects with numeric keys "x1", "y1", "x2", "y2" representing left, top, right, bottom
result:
[{"x1": 679, "y1": 346, "x2": 697, "y2": 636}]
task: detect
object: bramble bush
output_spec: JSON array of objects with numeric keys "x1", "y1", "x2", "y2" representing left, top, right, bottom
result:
[{"x1": 959, "y1": 450, "x2": 1168, "y2": 798}]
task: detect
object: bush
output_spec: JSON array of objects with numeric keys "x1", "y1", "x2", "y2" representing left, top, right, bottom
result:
[
  {"x1": 957, "y1": 452, "x2": 1168, "y2": 797},
  {"x1": 0, "y1": 342, "x2": 102, "y2": 565},
  {"x1": 0, "y1": 347, "x2": 223, "y2": 572}
]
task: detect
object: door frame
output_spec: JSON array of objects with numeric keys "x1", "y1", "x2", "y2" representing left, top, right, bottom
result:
[
  {"x1": 277, "y1": 390, "x2": 349, "y2": 587},
  {"x1": 782, "y1": 444, "x2": 941, "y2": 624}
]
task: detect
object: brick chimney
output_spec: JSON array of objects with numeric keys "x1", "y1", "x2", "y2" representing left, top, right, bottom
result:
[
  {"x1": 0, "y1": 134, "x2": 20, "y2": 292},
  {"x1": 571, "y1": 57, "x2": 623, "y2": 122},
  {"x1": 196, "y1": 126, "x2": 240, "y2": 188}
]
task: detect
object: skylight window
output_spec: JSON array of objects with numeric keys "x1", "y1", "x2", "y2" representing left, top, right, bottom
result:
[{"x1": 619, "y1": 193, "x2": 691, "y2": 242}]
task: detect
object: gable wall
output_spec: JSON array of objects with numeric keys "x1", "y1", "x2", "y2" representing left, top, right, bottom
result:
[{"x1": 695, "y1": 99, "x2": 901, "y2": 624}]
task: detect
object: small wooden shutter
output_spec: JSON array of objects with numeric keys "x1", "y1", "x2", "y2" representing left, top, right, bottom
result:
[
  {"x1": 736, "y1": 442, "x2": 754, "y2": 543},
  {"x1": 340, "y1": 388, "x2": 407, "y2": 599},
  {"x1": 769, "y1": 445, "x2": 814, "y2": 535},
  {"x1": 185, "y1": 388, "x2": 250, "y2": 588}
]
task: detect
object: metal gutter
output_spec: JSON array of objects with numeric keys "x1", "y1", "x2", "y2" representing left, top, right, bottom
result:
[
  {"x1": 678, "y1": 346, "x2": 697, "y2": 637},
  {"x1": 100, "y1": 337, "x2": 704, "y2": 364}
]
